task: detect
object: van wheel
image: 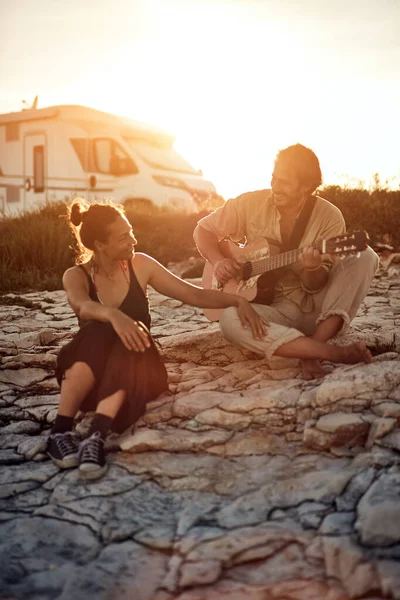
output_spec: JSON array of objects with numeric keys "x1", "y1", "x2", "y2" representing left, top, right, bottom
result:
[{"x1": 124, "y1": 198, "x2": 156, "y2": 215}]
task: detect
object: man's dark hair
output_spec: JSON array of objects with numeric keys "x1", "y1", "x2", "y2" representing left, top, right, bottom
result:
[{"x1": 275, "y1": 143, "x2": 322, "y2": 194}]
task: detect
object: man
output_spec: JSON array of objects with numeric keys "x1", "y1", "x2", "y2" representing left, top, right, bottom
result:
[{"x1": 194, "y1": 144, "x2": 379, "y2": 379}]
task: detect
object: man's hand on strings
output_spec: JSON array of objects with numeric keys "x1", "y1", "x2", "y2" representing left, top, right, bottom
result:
[{"x1": 214, "y1": 258, "x2": 241, "y2": 285}]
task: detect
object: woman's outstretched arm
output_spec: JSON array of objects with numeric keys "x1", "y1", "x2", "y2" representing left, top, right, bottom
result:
[{"x1": 144, "y1": 254, "x2": 268, "y2": 340}]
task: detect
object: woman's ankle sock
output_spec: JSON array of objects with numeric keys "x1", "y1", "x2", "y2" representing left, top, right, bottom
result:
[
  {"x1": 88, "y1": 414, "x2": 113, "y2": 440},
  {"x1": 51, "y1": 414, "x2": 74, "y2": 434}
]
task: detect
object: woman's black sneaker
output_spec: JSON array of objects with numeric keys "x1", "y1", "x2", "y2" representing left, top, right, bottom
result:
[
  {"x1": 47, "y1": 431, "x2": 80, "y2": 468},
  {"x1": 78, "y1": 431, "x2": 107, "y2": 480}
]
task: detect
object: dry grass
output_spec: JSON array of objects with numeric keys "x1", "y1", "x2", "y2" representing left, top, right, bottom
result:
[
  {"x1": 1, "y1": 185, "x2": 398, "y2": 292},
  {"x1": 0, "y1": 202, "x2": 209, "y2": 292}
]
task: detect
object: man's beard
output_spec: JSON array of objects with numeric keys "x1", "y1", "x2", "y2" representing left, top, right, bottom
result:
[
  {"x1": 272, "y1": 192, "x2": 305, "y2": 215},
  {"x1": 272, "y1": 192, "x2": 292, "y2": 205}
]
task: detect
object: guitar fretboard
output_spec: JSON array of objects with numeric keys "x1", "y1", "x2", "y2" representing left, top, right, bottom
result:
[{"x1": 249, "y1": 242, "x2": 323, "y2": 277}]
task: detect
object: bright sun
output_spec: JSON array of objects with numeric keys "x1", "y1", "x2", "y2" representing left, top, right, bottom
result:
[
  {"x1": 41, "y1": 0, "x2": 399, "y2": 198},
  {"x1": 85, "y1": 0, "x2": 314, "y2": 197}
]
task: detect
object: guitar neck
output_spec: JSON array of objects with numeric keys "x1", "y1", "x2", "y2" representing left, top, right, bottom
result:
[
  {"x1": 221, "y1": 231, "x2": 366, "y2": 281},
  {"x1": 249, "y1": 245, "x2": 320, "y2": 277}
]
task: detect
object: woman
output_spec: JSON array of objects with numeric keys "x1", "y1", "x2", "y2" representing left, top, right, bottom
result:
[{"x1": 49, "y1": 198, "x2": 268, "y2": 480}]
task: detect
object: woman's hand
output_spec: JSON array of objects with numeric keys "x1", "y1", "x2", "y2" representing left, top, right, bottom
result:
[
  {"x1": 109, "y1": 310, "x2": 151, "y2": 352},
  {"x1": 236, "y1": 298, "x2": 269, "y2": 340}
]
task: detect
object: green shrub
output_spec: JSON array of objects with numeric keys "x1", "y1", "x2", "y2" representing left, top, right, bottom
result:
[
  {"x1": 0, "y1": 203, "x2": 74, "y2": 292},
  {"x1": 0, "y1": 185, "x2": 398, "y2": 293},
  {"x1": 0, "y1": 202, "x2": 209, "y2": 292},
  {"x1": 321, "y1": 185, "x2": 400, "y2": 248},
  {"x1": 125, "y1": 204, "x2": 207, "y2": 265}
]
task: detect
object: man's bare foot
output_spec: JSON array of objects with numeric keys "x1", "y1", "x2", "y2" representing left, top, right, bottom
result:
[
  {"x1": 336, "y1": 342, "x2": 373, "y2": 365},
  {"x1": 300, "y1": 359, "x2": 327, "y2": 380}
]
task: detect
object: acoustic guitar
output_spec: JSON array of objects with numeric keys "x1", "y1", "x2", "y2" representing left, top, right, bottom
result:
[{"x1": 202, "y1": 230, "x2": 369, "y2": 321}]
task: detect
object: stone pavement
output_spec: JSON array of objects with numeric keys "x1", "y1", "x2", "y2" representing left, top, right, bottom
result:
[{"x1": 1, "y1": 268, "x2": 400, "y2": 600}]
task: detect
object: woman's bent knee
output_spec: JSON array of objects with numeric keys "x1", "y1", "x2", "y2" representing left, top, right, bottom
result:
[{"x1": 64, "y1": 361, "x2": 95, "y2": 381}]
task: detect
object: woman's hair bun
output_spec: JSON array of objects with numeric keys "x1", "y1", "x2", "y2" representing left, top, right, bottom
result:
[{"x1": 69, "y1": 198, "x2": 90, "y2": 226}]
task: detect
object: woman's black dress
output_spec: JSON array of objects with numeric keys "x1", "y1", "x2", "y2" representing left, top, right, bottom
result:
[{"x1": 55, "y1": 261, "x2": 168, "y2": 433}]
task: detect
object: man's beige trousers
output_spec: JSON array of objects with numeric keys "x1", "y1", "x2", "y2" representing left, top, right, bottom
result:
[{"x1": 219, "y1": 246, "x2": 379, "y2": 360}]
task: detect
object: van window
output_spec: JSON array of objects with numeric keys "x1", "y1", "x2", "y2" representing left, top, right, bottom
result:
[
  {"x1": 33, "y1": 145, "x2": 45, "y2": 193},
  {"x1": 70, "y1": 138, "x2": 96, "y2": 172},
  {"x1": 93, "y1": 139, "x2": 139, "y2": 176},
  {"x1": 125, "y1": 139, "x2": 198, "y2": 174}
]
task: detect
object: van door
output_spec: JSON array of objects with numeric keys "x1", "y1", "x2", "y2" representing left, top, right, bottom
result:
[{"x1": 23, "y1": 133, "x2": 47, "y2": 211}]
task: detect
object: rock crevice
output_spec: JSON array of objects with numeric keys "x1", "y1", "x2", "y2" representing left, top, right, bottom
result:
[{"x1": 1, "y1": 271, "x2": 400, "y2": 599}]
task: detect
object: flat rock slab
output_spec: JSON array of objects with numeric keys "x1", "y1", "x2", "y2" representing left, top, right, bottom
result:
[{"x1": 0, "y1": 270, "x2": 400, "y2": 599}]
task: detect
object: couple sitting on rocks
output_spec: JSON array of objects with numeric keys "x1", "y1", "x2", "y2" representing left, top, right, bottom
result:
[{"x1": 48, "y1": 143, "x2": 379, "y2": 480}]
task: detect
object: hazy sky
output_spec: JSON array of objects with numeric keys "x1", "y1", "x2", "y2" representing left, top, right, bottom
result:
[{"x1": 1, "y1": 0, "x2": 399, "y2": 197}]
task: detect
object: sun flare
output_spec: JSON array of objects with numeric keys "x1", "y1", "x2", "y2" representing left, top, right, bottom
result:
[
  {"x1": 1, "y1": 0, "x2": 399, "y2": 198},
  {"x1": 78, "y1": 0, "x2": 327, "y2": 198}
]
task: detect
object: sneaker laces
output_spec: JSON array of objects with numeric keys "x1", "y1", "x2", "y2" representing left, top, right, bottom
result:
[
  {"x1": 80, "y1": 431, "x2": 104, "y2": 463},
  {"x1": 52, "y1": 432, "x2": 78, "y2": 456}
]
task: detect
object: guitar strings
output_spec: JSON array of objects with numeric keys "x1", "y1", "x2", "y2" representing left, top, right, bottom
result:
[
  {"x1": 251, "y1": 248, "x2": 301, "y2": 276},
  {"x1": 243, "y1": 234, "x2": 361, "y2": 278},
  {"x1": 249, "y1": 241, "x2": 324, "y2": 276}
]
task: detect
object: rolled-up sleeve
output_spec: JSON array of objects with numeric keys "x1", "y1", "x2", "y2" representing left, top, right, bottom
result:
[{"x1": 196, "y1": 194, "x2": 247, "y2": 242}]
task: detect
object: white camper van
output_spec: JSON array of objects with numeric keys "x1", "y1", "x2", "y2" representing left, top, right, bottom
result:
[{"x1": 0, "y1": 104, "x2": 219, "y2": 216}]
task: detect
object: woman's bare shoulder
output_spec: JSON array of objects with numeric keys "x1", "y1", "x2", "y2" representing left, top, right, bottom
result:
[
  {"x1": 132, "y1": 252, "x2": 153, "y2": 261},
  {"x1": 62, "y1": 264, "x2": 89, "y2": 286},
  {"x1": 131, "y1": 253, "x2": 163, "y2": 286},
  {"x1": 131, "y1": 252, "x2": 158, "y2": 269}
]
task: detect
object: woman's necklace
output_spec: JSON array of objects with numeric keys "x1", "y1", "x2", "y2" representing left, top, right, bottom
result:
[
  {"x1": 90, "y1": 259, "x2": 129, "y2": 304},
  {"x1": 118, "y1": 260, "x2": 129, "y2": 285}
]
